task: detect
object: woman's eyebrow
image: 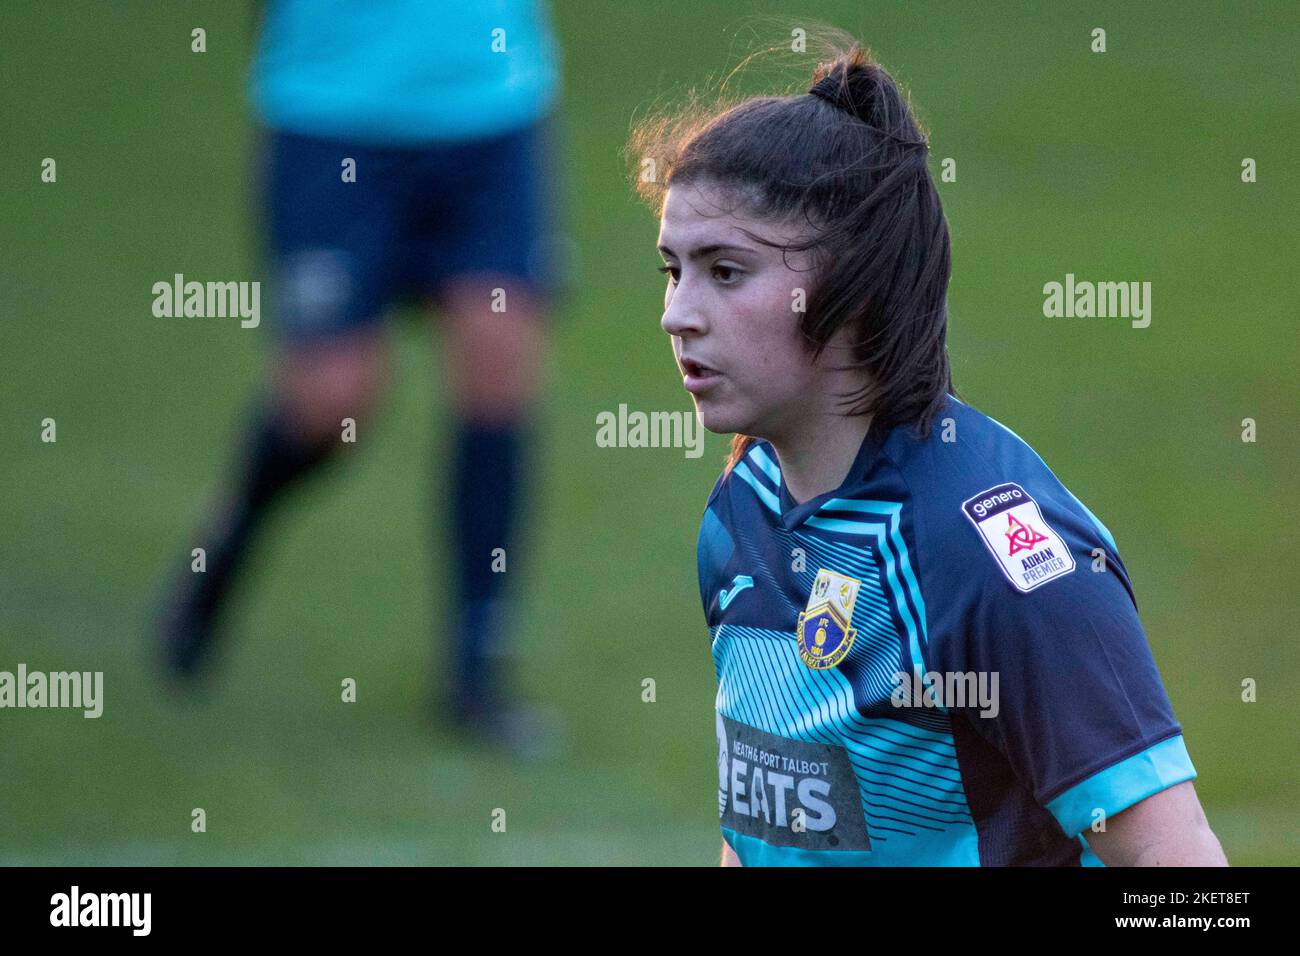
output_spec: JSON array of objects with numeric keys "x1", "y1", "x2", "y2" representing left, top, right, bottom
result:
[{"x1": 657, "y1": 242, "x2": 755, "y2": 260}]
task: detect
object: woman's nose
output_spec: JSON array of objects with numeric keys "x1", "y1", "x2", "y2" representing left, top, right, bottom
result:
[{"x1": 661, "y1": 286, "x2": 705, "y2": 337}]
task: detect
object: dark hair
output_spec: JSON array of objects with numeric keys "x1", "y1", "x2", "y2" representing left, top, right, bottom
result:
[{"x1": 627, "y1": 34, "x2": 959, "y2": 472}]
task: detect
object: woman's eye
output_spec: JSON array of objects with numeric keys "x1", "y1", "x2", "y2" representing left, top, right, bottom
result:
[{"x1": 657, "y1": 263, "x2": 740, "y2": 284}]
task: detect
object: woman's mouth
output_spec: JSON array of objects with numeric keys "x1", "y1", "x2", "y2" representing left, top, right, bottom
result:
[{"x1": 681, "y1": 358, "x2": 723, "y2": 394}]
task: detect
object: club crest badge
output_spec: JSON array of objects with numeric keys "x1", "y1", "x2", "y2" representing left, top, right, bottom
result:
[
  {"x1": 796, "y1": 569, "x2": 860, "y2": 670},
  {"x1": 962, "y1": 482, "x2": 1076, "y2": 592}
]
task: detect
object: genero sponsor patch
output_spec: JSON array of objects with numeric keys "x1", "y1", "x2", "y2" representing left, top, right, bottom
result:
[
  {"x1": 717, "y1": 713, "x2": 869, "y2": 851},
  {"x1": 962, "y1": 482, "x2": 1075, "y2": 593}
]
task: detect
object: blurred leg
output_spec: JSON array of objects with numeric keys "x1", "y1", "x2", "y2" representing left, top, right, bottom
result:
[
  {"x1": 160, "y1": 332, "x2": 389, "y2": 678},
  {"x1": 436, "y1": 276, "x2": 545, "y2": 720},
  {"x1": 404, "y1": 112, "x2": 563, "y2": 753},
  {"x1": 439, "y1": 277, "x2": 545, "y2": 424},
  {"x1": 160, "y1": 123, "x2": 401, "y2": 680},
  {"x1": 273, "y1": 331, "x2": 390, "y2": 442}
]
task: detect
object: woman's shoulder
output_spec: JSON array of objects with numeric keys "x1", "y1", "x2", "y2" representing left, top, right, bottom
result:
[
  {"x1": 883, "y1": 395, "x2": 1084, "y2": 510},
  {"x1": 878, "y1": 396, "x2": 1127, "y2": 597}
]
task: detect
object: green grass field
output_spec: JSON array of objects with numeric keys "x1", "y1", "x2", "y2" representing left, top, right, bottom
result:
[{"x1": 1, "y1": 1, "x2": 1295, "y2": 865}]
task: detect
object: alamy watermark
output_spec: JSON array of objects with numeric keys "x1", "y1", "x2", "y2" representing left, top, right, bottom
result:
[
  {"x1": 152, "y1": 273, "x2": 260, "y2": 328},
  {"x1": 50, "y1": 886, "x2": 150, "y2": 936},
  {"x1": 1043, "y1": 273, "x2": 1151, "y2": 328},
  {"x1": 891, "y1": 670, "x2": 999, "y2": 718},
  {"x1": 596, "y1": 403, "x2": 704, "y2": 459},
  {"x1": 0, "y1": 664, "x2": 103, "y2": 718}
]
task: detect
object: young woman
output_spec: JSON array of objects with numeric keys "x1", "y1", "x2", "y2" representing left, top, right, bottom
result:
[{"x1": 630, "y1": 39, "x2": 1226, "y2": 866}]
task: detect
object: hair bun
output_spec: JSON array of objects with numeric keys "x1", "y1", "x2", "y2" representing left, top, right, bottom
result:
[
  {"x1": 808, "y1": 62, "x2": 876, "y2": 123},
  {"x1": 808, "y1": 61, "x2": 928, "y2": 150}
]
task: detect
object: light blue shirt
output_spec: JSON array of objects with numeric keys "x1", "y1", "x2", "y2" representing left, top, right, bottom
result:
[{"x1": 252, "y1": 0, "x2": 561, "y2": 144}]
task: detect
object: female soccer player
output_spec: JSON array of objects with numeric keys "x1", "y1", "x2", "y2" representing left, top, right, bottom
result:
[{"x1": 631, "y1": 39, "x2": 1227, "y2": 866}]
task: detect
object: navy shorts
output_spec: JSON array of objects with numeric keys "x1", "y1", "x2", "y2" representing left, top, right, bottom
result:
[{"x1": 260, "y1": 115, "x2": 562, "y2": 344}]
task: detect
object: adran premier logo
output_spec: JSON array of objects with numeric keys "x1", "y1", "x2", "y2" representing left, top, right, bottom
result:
[
  {"x1": 796, "y1": 569, "x2": 861, "y2": 670},
  {"x1": 962, "y1": 482, "x2": 1075, "y2": 592}
]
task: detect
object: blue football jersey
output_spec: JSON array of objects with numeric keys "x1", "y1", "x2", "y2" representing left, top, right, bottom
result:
[
  {"x1": 699, "y1": 393, "x2": 1196, "y2": 866},
  {"x1": 252, "y1": 0, "x2": 561, "y2": 144}
]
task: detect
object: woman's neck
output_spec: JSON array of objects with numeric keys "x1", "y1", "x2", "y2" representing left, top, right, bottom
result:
[{"x1": 768, "y1": 413, "x2": 872, "y2": 505}]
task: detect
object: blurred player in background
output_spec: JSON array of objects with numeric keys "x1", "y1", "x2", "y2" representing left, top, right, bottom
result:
[{"x1": 158, "y1": 0, "x2": 565, "y2": 757}]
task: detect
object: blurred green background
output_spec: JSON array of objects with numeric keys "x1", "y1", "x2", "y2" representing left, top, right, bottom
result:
[{"x1": 1, "y1": 1, "x2": 1295, "y2": 865}]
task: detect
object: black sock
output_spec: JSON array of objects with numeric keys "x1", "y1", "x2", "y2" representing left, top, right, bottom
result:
[
  {"x1": 188, "y1": 404, "x2": 338, "y2": 618},
  {"x1": 447, "y1": 419, "x2": 527, "y2": 710}
]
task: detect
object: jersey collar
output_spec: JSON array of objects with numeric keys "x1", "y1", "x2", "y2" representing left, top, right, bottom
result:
[{"x1": 774, "y1": 420, "x2": 888, "y2": 531}]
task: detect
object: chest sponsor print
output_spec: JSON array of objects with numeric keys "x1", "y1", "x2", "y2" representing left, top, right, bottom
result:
[{"x1": 717, "y1": 713, "x2": 870, "y2": 851}]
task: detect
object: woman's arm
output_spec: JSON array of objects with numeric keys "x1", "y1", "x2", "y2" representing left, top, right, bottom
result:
[
  {"x1": 721, "y1": 839, "x2": 742, "y2": 866},
  {"x1": 1085, "y1": 781, "x2": 1227, "y2": 866}
]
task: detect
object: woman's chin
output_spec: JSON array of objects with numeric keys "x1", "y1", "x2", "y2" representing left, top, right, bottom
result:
[{"x1": 693, "y1": 400, "x2": 751, "y2": 437}]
